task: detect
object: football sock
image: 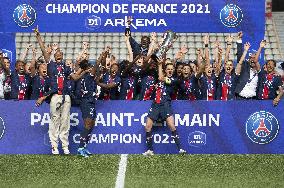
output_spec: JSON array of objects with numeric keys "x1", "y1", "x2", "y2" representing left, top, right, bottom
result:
[
  {"x1": 172, "y1": 130, "x2": 181, "y2": 150},
  {"x1": 146, "y1": 131, "x2": 153, "y2": 151},
  {"x1": 79, "y1": 128, "x2": 90, "y2": 148}
]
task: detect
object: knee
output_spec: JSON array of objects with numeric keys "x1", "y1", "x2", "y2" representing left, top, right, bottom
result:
[{"x1": 85, "y1": 118, "x2": 95, "y2": 130}]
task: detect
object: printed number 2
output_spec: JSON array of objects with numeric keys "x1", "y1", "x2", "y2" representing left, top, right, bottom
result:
[
  {"x1": 90, "y1": 108, "x2": 94, "y2": 115},
  {"x1": 181, "y1": 4, "x2": 210, "y2": 14}
]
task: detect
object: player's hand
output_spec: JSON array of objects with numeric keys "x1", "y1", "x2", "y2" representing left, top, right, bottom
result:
[
  {"x1": 213, "y1": 40, "x2": 220, "y2": 49},
  {"x1": 226, "y1": 35, "x2": 233, "y2": 44},
  {"x1": 46, "y1": 44, "x2": 52, "y2": 54},
  {"x1": 244, "y1": 42, "x2": 251, "y2": 51},
  {"x1": 150, "y1": 32, "x2": 157, "y2": 42},
  {"x1": 33, "y1": 25, "x2": 39, "y2": 35},
  {"x1": 26, "y1": 43, "x2": 33, "y2": 50},
  {"x1": 35, "y1": 97, "x2": 44, "y2": 107},
  {"x1": 82, "y1": 42, "x2": 89, "y2": 50},
  {"x1": 52, "y1": 43, "x2": 59, "y2": 51},
  {"x1": 126, "y1": 16, "x2": 132, "y2": 26},
  {"x1": 260, "y1": 40, "x2": 266, "y2": 48},
  {"x1": 203, "y1": 34, "x2": 209, "y2": 45},
  {"x1": 273, "y1": 97, "x2": 280, "y2": 106},
  {"x1": 237, "y1": 31, "x2": 243, "y2": 39}
]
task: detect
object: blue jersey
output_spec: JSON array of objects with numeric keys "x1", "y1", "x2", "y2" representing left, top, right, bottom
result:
[
  {"x1": 47, "y1": 61, "x2": 72, "y2": 95},
  {"x1": 30, "y1": 75, "x2": 51, "y2": 100},
  {"x1": 120, "y1": 75, "x2": 137, "y2": 100},
  {"x1": 10, "y1": 71, "x2": 31, "y2": 100},
  {"x1": 216, "y1": 70, "x2": 239, "y2": 100},
  {"x1": 178, "y1": 76, "x2": 199, "y2": 100},
  {"x1": 153, "y1": 77, "x2": 177, "y2": 104},
  {"x1": 199, "y1": 75, "x2": 218, "y2": 100},
  {"x1": 257, "y1": 70, "x2": 283, "y2": 100},
  {"x1": 100, "y1": 73, "x2": 121, "y2": 100},
  {"x1": 76, "y1": 73, "x2": 97, "y2": 99}
]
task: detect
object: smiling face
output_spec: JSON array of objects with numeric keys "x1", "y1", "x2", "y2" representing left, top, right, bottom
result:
[
  {"x1": 266, "y1": 60, "x2": 276, "y2": 74},
  {"x1": 38, "y1": 63, "x2": 48, "y2": 77},
  {"x1": 176, "y1": 64, "x2": 184, "y2": 77},
  {"x1": 136, "y1": 56, "x2": 145, "y2": 66},
  {"x1": 165, "y1": 64, "x2": 174, "y2": 78},
  {"x1": 3, "y1": 58, "x2": 10, "y2": 70},
  {"x1": 182, "y1": 65, "x2": 191, "y2": 79},
  {"x1": 225, "y1": 60, "x2": 234, "y2": 74},
  {"x1": 16, "y1": 61, "x2": 25, "y2": 75},
  {"x1": 249, "y1": 53, "x2": 256, "y2": 68},
  {"x1": 110, "y1": 64, "x2": 119, "y2": 77},
  {"x1": 190, "y1": 63, "x2": 197, "y2": 74},
  {"x1": 141, "y1": 36, "x2": 150, "y2": 49},
  {"x1": 25, "y1": 62, "x2": 31, "y2": 74},
  {"x1": 54, "y1": 50, "x2": 63, "y2": 63},
  {"x1": 205, "y1": 64, "x2": 213, "y2": 77},
  {"x1": 65, "y1": 59, "x2": 73, "y2": 69}
]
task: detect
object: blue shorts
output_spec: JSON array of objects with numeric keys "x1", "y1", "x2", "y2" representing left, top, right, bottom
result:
[
  {"x1": 147, "y1": 102, "x2": 173, "y2": 122},
  {"x1": 80, "y1": 98, "x2": 96, "y2": 120}
]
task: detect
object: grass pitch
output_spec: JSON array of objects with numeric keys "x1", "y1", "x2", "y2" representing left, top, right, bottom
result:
[{"x1": 0, "y1": 154, "x2": 284, "y2": 188}]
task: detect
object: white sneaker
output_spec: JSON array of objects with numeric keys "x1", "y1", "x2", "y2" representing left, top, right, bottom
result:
[
  {"x1": 52, "y1": 147, "x2": 59, "y2": 155},
  {"x1": 143, "y1": 150, "x2": 154, "y2": 156},
  {"x1": 62, "y1": 147, "x2": 70, "y2": 155},
  {"x1": 179, "y1": 149, "x2": 187, "y2": 154}
]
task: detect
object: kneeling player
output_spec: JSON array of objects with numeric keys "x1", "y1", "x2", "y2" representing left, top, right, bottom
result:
[
  {"x1": 143, "y1": 58, "x2": 186, "y2": 156},
  {"x1": 76, "y1": 60, "x2": 97, "y2": 157}
]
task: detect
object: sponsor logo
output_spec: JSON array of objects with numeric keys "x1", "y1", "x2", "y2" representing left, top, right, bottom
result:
[
  {"x1": 188, "y1": 131, "x2": 206, "y2": 147},
  {"x1": 85, "y1": 15, "x2": 101, "y2": 30},
  {"x1": 220, "y1": 4, "x2": 243, "y2": 28},
  {"x1": 13, "y1": 4, "x2": 36, "y2": 28},
  {"x1": 246, "y1": 111, "x2": 279, "y2": 144},
  {"x1": 0, "y1": 117, "x2": 5, "y2": 140}
]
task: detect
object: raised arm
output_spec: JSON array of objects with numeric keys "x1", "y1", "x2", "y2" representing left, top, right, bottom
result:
[
  {"x1": 236, "y1": 42, "x2": 251, "y2": 75},
  {"x1": 254, "y1": 40, "x2": 266, "y2": 72},
  {"x1": 203, "y1": 34, "x2": 210, "y2": 66},
  {"x1": 76, "y1": 42, "x2": 90, "y2": 62},
  {"x1": 236, "y1": 31, "x2": 243, "y2": 64},
  {"x1": 19, "y1": 44, "x2": 32, "y2": 62},
  {"x1": 196, "y1": 59, "x2": 206, "y2": 79},
  {"x1": 125, "y1": 33, "x2": 133, "y2": 62},
  {"x1": 33, "y1": 26, "x2": 50, "y2": 63},
  {"x1": 174, "y1": 45, "x2": 188, "y2": 65},
  {"x1": 69, "y1": 68, "x2": 86, "y2": 81},
  {"x1": 158, "y1": 58, "x2": 165, "y2": 82},
  {"x1": 30, "y1": 47, "x2": 38, "y2": 77},
  {"x1": 213, "y1": 40, "x2": 220, "y2": 65},
  {"x1": 224, "y1": 35, "x2": 233, "y2": 64},
  {"x1": 147, "y1": 32, "x2": 158, "y2": 57}
]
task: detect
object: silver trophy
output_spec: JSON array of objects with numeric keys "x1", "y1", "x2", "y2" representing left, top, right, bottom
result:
[{"x1": 152, "y1": 30, "x2": 178, "y2": 61}]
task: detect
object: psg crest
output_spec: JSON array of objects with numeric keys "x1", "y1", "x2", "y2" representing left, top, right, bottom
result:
[
  {"x1": 0, "y1": 117, "x2": 5, "y2": 140},
  {"x1": 13, "y1": 4, "x2": 36, "y2": 28},
  {"x1": 220, "y1": 4, "x2": 243, "y2": 28},
  {"x1": 246, "y1": 111, "x2": 279, "y2": 144}
]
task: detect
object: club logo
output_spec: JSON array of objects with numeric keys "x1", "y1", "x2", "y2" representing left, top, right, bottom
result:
[
  {"x1": 13, "y1": 4, "x2": 36, "y2": 28},
  {"x1": 246, "y1": 111, "x2": 279, "y2": 144},
  {"x1": 220, "y1": 4, "x2": 243, "y2": 28},
  {"x1": 0, "y1": 117, "x2": 5, "y2": 140},
  {"x1": 188, "y1": 131, "x2": 206, "y2": 147},
  {"x1": 85, "y1": 15, "x2": 101, "y2": 30}
]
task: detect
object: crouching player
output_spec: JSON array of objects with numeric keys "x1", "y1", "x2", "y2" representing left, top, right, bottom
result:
[
  {"x1": 76, "y1": 60, "x2": 98, "y2": 158},
  {"x1": 143, "y1": 58, "x2": 186, "y2": 156}
]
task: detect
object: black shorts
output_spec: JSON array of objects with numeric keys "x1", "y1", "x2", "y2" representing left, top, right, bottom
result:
[
  {"x1": 80, "y1": 98, "x2": 96, "y2": 120},
  {"x1": 147, "y1": 102, "x2": 173, "y2": 122}
]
